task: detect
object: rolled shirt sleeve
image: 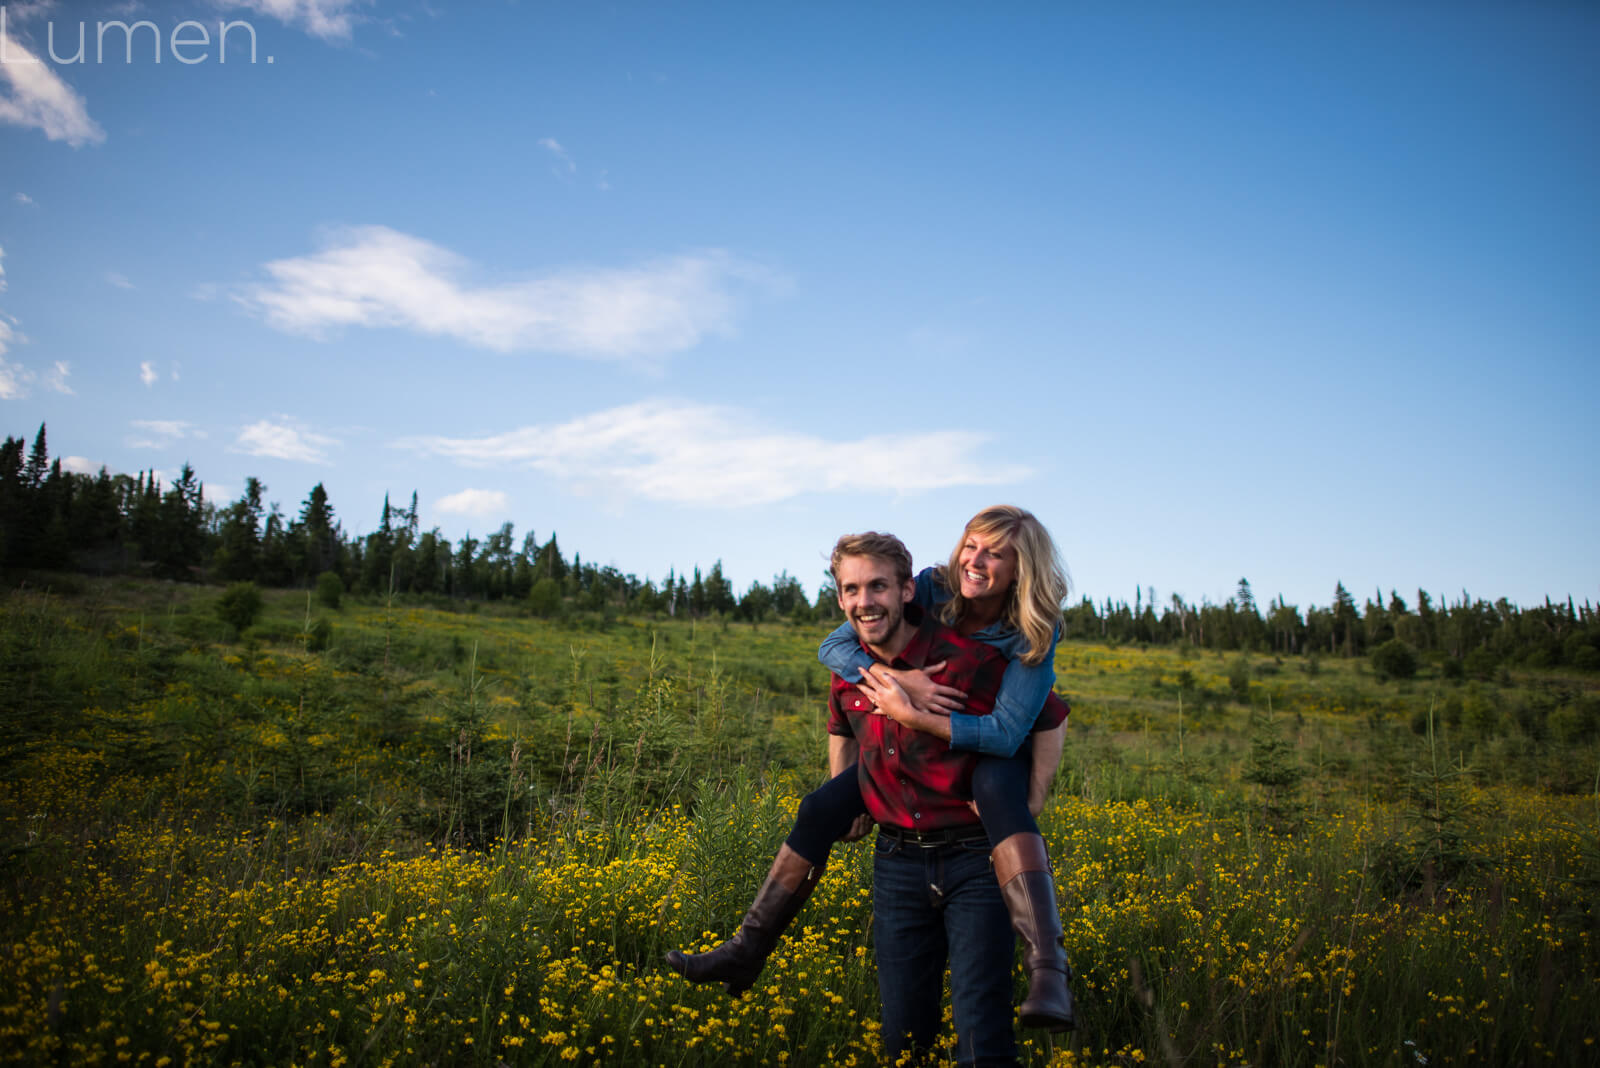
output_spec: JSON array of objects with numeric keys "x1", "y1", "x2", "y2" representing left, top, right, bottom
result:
[{"x1": 818, "y1": 620, "x2": 874, "y2": 683}]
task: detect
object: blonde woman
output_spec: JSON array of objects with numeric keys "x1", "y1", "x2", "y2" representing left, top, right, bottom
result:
[{"x1": 668, "y1": 506, "x2": 1075, "y2": 1032}]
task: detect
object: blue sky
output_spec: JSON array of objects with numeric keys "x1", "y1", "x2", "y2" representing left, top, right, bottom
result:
[{"x1": 1, "y1": 0, "x2": 1595, "y2": 612}]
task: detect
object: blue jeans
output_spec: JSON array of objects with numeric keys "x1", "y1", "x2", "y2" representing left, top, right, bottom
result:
[{"x1": 873, "y1": 833, "x2": 1018, "y2": 1067}]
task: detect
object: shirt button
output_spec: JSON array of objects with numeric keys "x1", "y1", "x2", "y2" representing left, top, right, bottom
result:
[
  {"x1": 912, "y1": 811, "x2": 922, "y2": 820},
  {"x1": 887, "y1": 747, "x2": 895, "y2": 755}
]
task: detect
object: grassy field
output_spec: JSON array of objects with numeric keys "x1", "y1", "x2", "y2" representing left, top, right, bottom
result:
[{"x1": 1, "y1": 576, "x2": 1597, "y2": 1066}]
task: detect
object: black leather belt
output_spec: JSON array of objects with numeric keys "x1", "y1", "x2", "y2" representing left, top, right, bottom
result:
[{"x1": 880, "y1": 825, "x2": 990, "y2": 849}]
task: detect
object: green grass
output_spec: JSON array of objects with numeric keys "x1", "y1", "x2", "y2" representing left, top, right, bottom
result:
[{"x1": 1, "y1": 576, "x2": 1597, "y2": 1066}]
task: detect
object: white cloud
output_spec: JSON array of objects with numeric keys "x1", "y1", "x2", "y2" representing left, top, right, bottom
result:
[
  {"x1": 215, "y1": 0, "x2": 366, "y2": 42},
  {"x1": 10, "y1": 192, "x2": 27, "y2": 205},
  {"x1": 0, "y1": 247, "x2": 19, "y2": 362},
  {"x1": 42, "y1": 359, "x2": 71, "y2": 394},
  {"x1": 435, "y1": 488, "x2": 509, "y2": 518},
  {"x1": 107, "y1": 271, "x2": 134, "y2": 290},
  {"x1": 0, "y1": 26, "x2": 105, "y2": 146},
  {"x1": 127, "y1": 419, "x2": 199, "y2": 448},
  {"x1": 538, "y1": 137, "x2": 576, "y2": 175},
  {"x1": 0, "y1": 253, "x2": 66, "y2": 399},
  {"x1": 400, "y1": 400, "x2": 1030, "y2": 508},
  {"x1": 61, "y1": 454, "x2": 96, "y2": 475},
  {"x1": 139, "y1": 360, "x2": 157, "y2": 386},
  {"x1": 234, "y1": 417, "x2": 338, "y2": 464},
  {"x1": 0, "y1": 356, "x2": 27, "y2": 399},
  {"x1": 235, "y1": 226, "x2": 763, "y2": 359}
]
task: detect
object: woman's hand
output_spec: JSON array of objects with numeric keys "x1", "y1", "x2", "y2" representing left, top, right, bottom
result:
[
  {"x1": 856, "y1": 667, "x2": 918, "y2": 726},
  {"x1": 856, "y1": 666, "x2": 957, "y2": 742},
  {"x1": 862, "y1": 662, "x2": 966, "y2": 714}
]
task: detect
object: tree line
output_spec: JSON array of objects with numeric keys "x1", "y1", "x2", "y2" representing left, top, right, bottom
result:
[
  {"x1": 3, "y1": 423, "x2": 1597, "y2": 672},
  {"x1": 1063, "y1": 577, "x2": 1600, "y2": 676},
  {"x1": 0, "y1": 425, "x2": 821, "y2": 623}
]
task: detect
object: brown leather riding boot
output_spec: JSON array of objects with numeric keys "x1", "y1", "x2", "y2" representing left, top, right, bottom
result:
[
  {"x1": 992, "y1": 832, "x2": 1076, "y2": 1031},
  {"x1": 665, "y1": 844, "x2": 822, "y2": 995}
]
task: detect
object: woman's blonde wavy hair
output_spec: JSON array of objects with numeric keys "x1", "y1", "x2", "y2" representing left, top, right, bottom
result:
[{"x1": 936, "y1": 504, "x2": 1069, "y2": 666}]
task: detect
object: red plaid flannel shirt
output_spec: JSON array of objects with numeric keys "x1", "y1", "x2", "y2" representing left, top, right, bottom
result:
[{"x1": 827, "y1": 612, "x2": 1068, "y2": 832}]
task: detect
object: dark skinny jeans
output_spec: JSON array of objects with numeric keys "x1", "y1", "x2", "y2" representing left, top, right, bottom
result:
[{"x1": 785, "y1": 744, "x2": 1037, "y2": 867}]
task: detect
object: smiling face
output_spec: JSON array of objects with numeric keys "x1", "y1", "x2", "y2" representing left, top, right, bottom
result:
[
  {"x1": 835, "y1": 553, "x2": 917, "y2": 659},
  {"x1": 956, "y1": 528, "x2": 1018, "y2": 609}
]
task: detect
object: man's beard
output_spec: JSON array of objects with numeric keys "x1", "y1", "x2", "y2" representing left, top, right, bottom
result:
[{"x1": 851, "y1": 599, "x2": 904, "y2": 647}]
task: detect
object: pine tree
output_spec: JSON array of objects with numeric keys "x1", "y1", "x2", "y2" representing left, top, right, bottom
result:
[{"x1": 215, "y1": 477, "x2": 265, "y2": 581}]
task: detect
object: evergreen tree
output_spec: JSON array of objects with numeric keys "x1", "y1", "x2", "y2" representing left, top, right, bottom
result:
[
  {"x1": 294, "y1": 483, "x2": 339, "y2": 583},
  {"x1": 689, "y1": 566, "x2": 706, "y2": 616},
  {"x1": 214, "y1": 477, "x2": 265, "y2": 582},
  {"x1": 155, "y1": 464, "x2": 205, "y2": 580},
  {"x1": 22, "y1": 423, "x2": 48, "y2": 492},
  {"x1": 0, "y1": 434, "x2": 23, "y2": 564},
  {"x1": 258, "y1": 503, "x2": 293, "y2": 586},
  {"x1": 1332, "y1": 582, "x2": 1359, "y2": 656},
  {"x1": 705, "y1": 560, "x2": 736, "y2": 615}
]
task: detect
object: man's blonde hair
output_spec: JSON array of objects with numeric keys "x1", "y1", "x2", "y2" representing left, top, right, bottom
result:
[
  {"x1": 830, "y1": 532, "x2": 913, "y2": 586},
  {"x1": 937, "y1": 505, "x2": 1068, "y2": 666}
]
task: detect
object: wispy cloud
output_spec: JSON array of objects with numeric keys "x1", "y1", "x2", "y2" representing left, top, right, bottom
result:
[
  {"x1": 0, "y1": 245, "x2": 18, "y2": 362},
  {"x1": 215, "y1": 0, "x2": 367, "y2": 42},
  {"x1": 0, "y1": 357, "x2": 26, "y2": 399},
  {"x1": 400, "y1": 400, "x2": 1030, "y2": 508},
  {"x1": 13, "y1": 192, "x2": 32, "y2": 205},
  {"x1": 0, "y1": 24, "x2": 105, "y2": 146},
  {"x1": 538, "y1": 137, "x2": 576, "y2": 176},
  {"x1": 435, "y1": 488, "x2": 508, "y2": 518},
  {"x1": 41, "y1": 359, "x2": 71, "y2": 394},
  {"x1": 139, "y1": 360, "x2": 157, "y2": 386},
  {"x1": 61, "y1": 454, "x2": 96, "y2": 475},
  {"x1": 234, "y1": 417, "x2": 339, "y2": 464},
  {"x1": 1, "y1": 355, "x2": 73, "y2": 399},
  {"x1": 107, "y1": 271, "x2": 134, "y2": 290},
  {"x1": 235, "y1": 225, "x2": 766, "y2": 359},
  {"x1": 0, "y1": 247, "x2": 65, "y2": 396},
  {"x1": 128, "y1": 419, "x2": 202, "y2": 449}
]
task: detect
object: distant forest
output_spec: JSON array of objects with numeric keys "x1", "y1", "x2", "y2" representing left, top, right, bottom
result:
[{"x1": 4, "y1": 423, "x2": 1597, "y2": 675}]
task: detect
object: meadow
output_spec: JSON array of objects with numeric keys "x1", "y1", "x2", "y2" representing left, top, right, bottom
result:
[{"x1": 1, "y1": 576, "x2": 1596, "y2": 1066}]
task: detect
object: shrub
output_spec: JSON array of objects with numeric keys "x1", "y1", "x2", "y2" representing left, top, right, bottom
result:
[
  {"x1": 528, "y1": 577, "x2": 564, "y2": 618},
  {"x1": 1228, "y1": 656, "x2": 1251, "y2": 703},
  {"x1": 1370, "y1": 639, "x2": 1418, "y2": 681},
  {"x1": 1464, "y1": 646, "x2": 1499, "y2": 681},
  {"x1": 306, "y1": 616, "x2": 333, "y2": 652},
  {"x1": 216, "y1": 582, "x2": 264, "y2": 634},
  {"x1": 315, "y1": 571, "x2": 344, "y2": 610}
]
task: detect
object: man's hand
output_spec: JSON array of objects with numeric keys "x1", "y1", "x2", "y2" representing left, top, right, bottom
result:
[
  {"x1": 840, "y1": 813, "x2": 875, "y2": 842},
  {"x1": 1028, "y1": 723, "x2": 1067, "y2": 818}
]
